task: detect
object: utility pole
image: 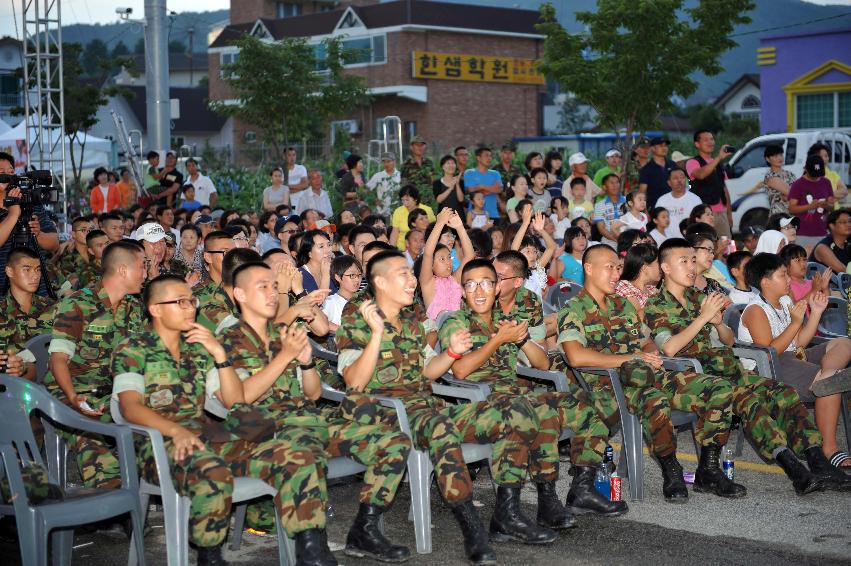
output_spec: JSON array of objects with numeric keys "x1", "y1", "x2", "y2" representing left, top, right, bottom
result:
[
  {"x1": 145, "y1": 0, "x2": 170, "y2": 152},
  {"x1": 188, "y1": 26, "x2": 194, "y2": 86}
]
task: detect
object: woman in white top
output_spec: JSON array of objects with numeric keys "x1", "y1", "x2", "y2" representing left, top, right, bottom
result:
[
  {"x1": 262, "y1": 168, "x2": 290, "y2": 212},
  {"x1": 321, "y1": 255, "x2": 362, "y2": 332},
  {"x1": 739, "y1": 252, "x2": 851, "y2": 469}
]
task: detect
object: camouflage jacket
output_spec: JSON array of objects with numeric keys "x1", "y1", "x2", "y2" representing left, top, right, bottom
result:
[
  {"x1": 644, "y1": 285, "x2": 736, "y2": 374},
  {"x1": 556, "y1": 288, "x2": 646, "y2": 354},
  {"x1": 112, "y1": 329, "x2": 214, "y2": 432},
  {"x1": 400, "y1": 157, "x2": 436, "y2": 205},
  {"x1": 44, "y1": 282, "x2": 145, "y2": 401},
  {"x1": 192, "y1": 276, "x2": 219, "y2": 303},
  {"x1": 439, "y1": 305, "x2": 524, "y2": 394},
  {"x1": 336, "y1": 304, "x2": 437, "y2": 399},
  {"x1": 77, "y1": 259, "x2": 102, "y2": 290},
  {"x1": 501, "y1": 287, "x2": 546, "y2": 342},
  {"x1": 196, "y1": 284, "x2": 236, "y2": 333},
  {"x1": 0, "y1": 293, "x2": 56, "y2": 352},
  {"x1": 494, "y1": 162, "x2": 521, "y2": 189},
  {"x1": 53, "y1": 248, "x2": 88, "y2": 288}
]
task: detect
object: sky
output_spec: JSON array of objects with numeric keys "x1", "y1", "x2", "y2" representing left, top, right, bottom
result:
[{"x1": 1, "y1": 0, "x2": 850, "y2": 40}]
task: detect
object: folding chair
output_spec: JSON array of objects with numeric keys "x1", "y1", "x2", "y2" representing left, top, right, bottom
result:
[
  {"x1": 817, "y1": 297, "x2": 847, "y2": 338},
  {"x1": 543, "y1": 281, "x2": 583, "y2": 315},
  {"x1": 24, "y1": 333, "x2": 51, "y2": 385},
  {"x1": 807, "y1": 261, "x2": 828, "y2": 281}
]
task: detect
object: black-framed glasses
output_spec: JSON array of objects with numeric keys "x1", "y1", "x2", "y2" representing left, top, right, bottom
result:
[
  {"x1": 206, "y1": 250, "x2": 227, "y2": 255},
  {"x1": 694, "y1": 246, "x2": 714, "y2": 253},
  {"x1": 341, "y1": 272, "x2": 362, "y2": 280},
  {"x1": 463, "y1": 279, "x2": 496, "y2": 293},
  {"x1": 497, "y1": 275, "x2": 521, "y2": 282},
  {"x1": 156, "y1": 297, "x2": 200, "y2": 309}
]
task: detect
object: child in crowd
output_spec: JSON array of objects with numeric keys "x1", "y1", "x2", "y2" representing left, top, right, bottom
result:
[
  {"x1": 550, "y1": 196, "x2": 571, "y2": 241},
  {"x1": 593, "y1": 174, "x2": 626, "y2": 247},
  {"x1": 467, "y1": 191, "x2": 492, "y2": 229},
  {"x1": 512, "y1": 207, "x2": 559, "y2": 298},
  {"x1": 613, "y1": 190, "x2": 648, "y2": 234},
  {"x1": 181, "y1": 184, "x2": 201, "y2": 211},
  {"x1": 567, "y1": 177, "x2": 593, "y2": 220},
  {"x1": 648, "y1": 206, "x2": 670, "y2": 247},
  {"x1": 488, "y1": 225, "x2": 505, "y2": 258},
  {"x1": 322, "y1": 255, "x2": 363, "y2": 331},
  {"x1": 550, "y1": 226, "x2": 587, "y2": 285},
  {"x1": 727, "y1": 250, "x2": 758, "y2": 305},
  {"x1": 780, "y1": 243, "x2": 833, "y2": 302},
  {"x1": 740, "y1": 226, "x2": 762, "y2": 253},
  {"x1": 506, "y1": 174, "x2": 529, "y2": 223},
  {"x1": 571, "y1": 216, "x2": 599, "y2": 247},
  {"x1": 420, "y1": 208, "x2": 474, "y2": 321},
  {"x1": 528, "y1": 167, "x2": 552, "y2": 212}
]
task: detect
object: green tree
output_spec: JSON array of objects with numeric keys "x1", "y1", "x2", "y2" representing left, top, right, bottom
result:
[
  {"x1": 211, "y1": 35, "x2": 369, "y2": 161},
  {"x1": 689, "y1": 103, "x2": 725, "y2": 135},
  {"x1": 168, "y1": 40, "x2": 186, "y2": 53},
  {"x1": 81, "y1": 39, "x2": 108, "y2": 75},
  {"x1": 537, "y1": 0, "x2": 754, "y2": 182},
  {"x1": 111, "y1": 41, "x2": 130, "y2": 58}
]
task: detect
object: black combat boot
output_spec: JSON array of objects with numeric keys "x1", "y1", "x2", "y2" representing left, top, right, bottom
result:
[
  {"x1": 565, "y1": 466, "x2": 629, "y2": 516},
  {"x1": 197, "y1": 543, "x2": 228, "y2": 566},
  {"x1": 804, "y1": 446, "x2": 851, "y2": 491},
  {"x1": 657, "y1": 453, "x2": 689, "y2": 503},
  {"x1": 776, "y1": 448, "x2": 823, "y2": 495},
  {"x1": 344, "y1": 503, "x2": 410, "y2": 562},
  {"x1": 450, "y1": 500, "x2": 497, "y2": 566},
  {"x1": 535, "y1": 481, "x2": 575, "y2": 529},
  {"x1": 489, "y1": 486, "x2": 557, "y2": 545},
  {"x1": 693, "y1": 445, "x2": 747, "y2": 498},
  {"x1": 294, "y1": 528, "x2": 338, "y2": 566}
]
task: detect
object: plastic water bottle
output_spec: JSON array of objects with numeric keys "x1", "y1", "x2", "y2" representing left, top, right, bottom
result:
[
  {"x1": 594, "y1": 463, "x2": 611, "y2": 500},
  {"x1": 722, "y1": 447, "x2": 735, "y2": 481},
  {"x1": 604, "y1": 446, "x2": 615, "y2": 474}
]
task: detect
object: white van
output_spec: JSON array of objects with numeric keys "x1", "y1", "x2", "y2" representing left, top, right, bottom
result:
[{"x1": 726, "y1": 130, "x2": 851, "y2": 232}]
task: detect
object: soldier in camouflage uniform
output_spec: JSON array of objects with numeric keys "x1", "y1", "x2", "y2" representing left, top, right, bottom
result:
[
  {"x1": 112, "y1": 274, "x2": 335, "y2": 566},
  {"x1": 441, "y1": 258, "x2": 628, "y2": 523},
  {"x1": 558, "y1": 244, "x2": 746, "y2": 502},
  {"x1": 193, "y1": 230, "x2": 235, "y2": 303},
  {"x1": 1, "y1": 247, "x2": 56, "y2": 360},
  {"x1": 197, "y1": 248, "x2": 261, "y2": 333},
  {"x1": 337, "y1": 250, "x2": 558, "y2": 566},
  {"x1": 77, "y1": 229, "x2": 109, "y2": 290},
  {"x1": 44, "y1": 241, "x2": 147, "y2": 489},
  {"x1": 52, "y1": 216, "x2": 93, "y2": 291},
  {"x1": 646, "y1": 238, "x2": 851, "y2": 493},
  {"x1": 400, "y1": 135, "x2": 436, "y2": 207},
  {"x1": 493, "y1": 143, "x2": 521, "y2": 190},
  {"x1": 214, "y1": 261, "x2": 412, "y2": 562}
]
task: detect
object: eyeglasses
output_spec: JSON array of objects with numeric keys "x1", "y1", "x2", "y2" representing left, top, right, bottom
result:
[
  {"x1": 280, "y1": 229, "x2": 298, "y2": 235},
  {"x1": 206, "y1": 250, "x2": 227, "y2": 255},
  {"x1": 497, "y1": 275, "x2": 520, "y2": 282},
  {"x1": 342, "y1": 272, "x2": 362, "y2": 280},
  {"x1": 233, "y1": 235, "x2": 249, "y2": 242},
  {"x1": 156, "y1": 297, "x2": 200, "y2": 309},
  {"x1": 694, "y1": 246, "x2": 714, "y2": 253},
  {"x1": 463, "y1": 279, "x2": 496, "y2": 293}
]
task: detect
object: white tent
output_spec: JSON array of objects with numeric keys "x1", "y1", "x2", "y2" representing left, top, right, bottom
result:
[{"x1": 0, "y1": 117, "x2": 113, "y2": 171}]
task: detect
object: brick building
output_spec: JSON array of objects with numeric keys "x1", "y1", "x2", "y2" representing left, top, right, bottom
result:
[{"x1": 208, "y1": 0, "x2": 545, "y2": 160}]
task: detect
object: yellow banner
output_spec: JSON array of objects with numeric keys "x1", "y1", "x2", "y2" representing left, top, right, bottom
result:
[{"x1": 411, "y1": 50, "x2": 545, "y2": 85}]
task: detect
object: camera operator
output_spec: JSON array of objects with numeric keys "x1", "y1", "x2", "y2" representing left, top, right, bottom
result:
[
  {"x1": 0, "y1": 151, "x2": 59, "y2": 296},
  {"x1": 686, "y1": 131, "x2": 735, "y2": 239}
]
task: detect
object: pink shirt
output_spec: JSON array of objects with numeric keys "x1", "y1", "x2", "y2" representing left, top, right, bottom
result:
[
  {"x1": 789, "y1": 279, "x2": 812, "y2": 302},
  {"x1": 427, "y1": 276, "x2": 463, "y2": 321}
]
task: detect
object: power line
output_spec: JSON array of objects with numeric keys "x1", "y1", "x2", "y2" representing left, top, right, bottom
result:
[{"x1": 730, "y1": 10, "x2": 851, "y2": 37}]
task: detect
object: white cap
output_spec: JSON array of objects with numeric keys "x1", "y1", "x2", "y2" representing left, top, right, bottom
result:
[
  {"x1": 605, "y1": 149, "x2": 621, "y2": 158},
  {"x1": 568, "y1": 152, "x2": 589, "y2": 166},
  {"x1": 135, "y1": 223, "x2": 167, "y2": 243}
]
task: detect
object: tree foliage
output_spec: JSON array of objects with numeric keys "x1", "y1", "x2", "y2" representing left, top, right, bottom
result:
[
  {"x1": 111, "y1": 41, "x2": 130, "y2": 58},
  {"x1": 537, "y1": 0, "x2": 754, "y2": 179},
  {"x1": 210, "y1": 35, "x2": 369, "y2": 156},
  {"x1": 168, "y1": 40, "x2": 186, "y2": 53}
]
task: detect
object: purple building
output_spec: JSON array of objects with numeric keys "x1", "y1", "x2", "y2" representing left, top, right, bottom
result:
[{"x1": 758, "y1": 27, "x2": 851, "y2": 134}]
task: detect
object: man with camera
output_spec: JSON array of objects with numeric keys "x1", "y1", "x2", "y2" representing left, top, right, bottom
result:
[
  {"x1": 686, "y1": 131, "x2": 735, "y2": 239},
  {"x1": 0, "y1": 151, "x2": 60, "y2": 295}
]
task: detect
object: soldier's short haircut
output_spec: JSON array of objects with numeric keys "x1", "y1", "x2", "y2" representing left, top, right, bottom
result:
[
  {"x1": 71, "y1": 216, "x2": 90, "y2": 229},
  {"x1": 101, "y1": 212, "x2": 123, "y2": 225},
  {"x1": 261, "y1": 248, "x2": 286, "y2": 261},
  {"x1": 362, "y1": 240, "x2": 394, "y2": 256},
  {"x1": 657, "y1": 237, "x2": 692, "y2": 265},
  {"x1": 142, "y1": 274, "x2": 189, "y2": 316},
  {"x1": 744, "y1": 252, "x2": 784, "y2": 291},
  {"x1": 494, "y1": 250, "x2": 528, "y2": 278},
  {"x1": 204, "y1": 230, "x2": 233, "y2": 250},
  {"x1": 581, "y1": 243, "x2": 617, "y2": 266},
  {"x1": 222, "y1": 248, "x2": 262, "y2": 287},
  {"x1": 232, "y1": 261, "x2": 271, "y2": 291},
  {"x1": 85, "y1": 229, "x2": 108, "y2": 247},
  {"x1": 366, "y1": 249, "x2": 406, "y2": 290},
  {"x1": 460, "y1": 258, "x2": 497, "y2": 282},
  {"x1": 102, "y1": 240, "x2": 143, "y2": 275},
  {"x1": 7, "y1": 247, "x2": 40, "y2": 267}
]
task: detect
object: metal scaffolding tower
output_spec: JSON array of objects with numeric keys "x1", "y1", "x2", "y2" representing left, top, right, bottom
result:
[{"x1": 21, "y1": 0, "x2": 67, "y2": 220}]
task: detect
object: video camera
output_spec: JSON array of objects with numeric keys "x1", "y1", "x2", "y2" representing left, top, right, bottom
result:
[{"x1": 0, "y1": 170, "x2": 58, "y2": 208}]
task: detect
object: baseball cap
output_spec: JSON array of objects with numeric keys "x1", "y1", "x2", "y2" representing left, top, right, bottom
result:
[
  {"x1": 741, "y1": 226, "x2": 763, "y2": 238},
  {"x1": 605, "y1": 148, "x2": 621, "y2": 158},
  {"x1": 778, "y1": 216, "x2": 800, "y2": 229},
  {"x1": 210, "y1": 209, "x2": 225, "y2": 221},
  {"x1": 568, "y1": 152, "x2": 588, "y2": 167},
  {"x1": 805, "y1": 154, "x2": 826, "y2": 177},
  {"x1": 671, "y1": 151, "x2": 688, "y2": 162},
  {"x1": 195, "y1": 214, "x2": 214, "y2": 225},
  {"x1": 380, "y1": 151, "x2": 396, "y2": 161},
  {"x1": 635, "y1": 136, "x2": 650, "y2": 146},
  {"x1": 501, "y1": 142, "x2": 517, "y2": 152},
  {"x1": 410, "y1": 135, "x2": 426, "y2": 145},
  {"x1": 649, "y1": 137, "x2": 671, "y2": 146},
  {"x1": 274, "y1": 215, "x2": 301, "y2": 235},
  {"x1": 135, "y1": 223, "x2": 167, "y2": 243},
  {"x1": 163, "y1": 231, "x2": 177, "y2": 244}
]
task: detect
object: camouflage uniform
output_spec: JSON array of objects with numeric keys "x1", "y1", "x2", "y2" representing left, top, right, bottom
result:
[
  {"x1": 192, "y1": 275, "x2": 219, "y2": 304},
  {"x1": 214, "y1": 320, "x2": 410, "y2": 528},
  {"x1": 0, "y1": 293, "x2": 56, "y2": 350},
  {"x1": 645, "y1": 287, "x2": 821, "y2": 460},
  {"x1": 557, "y1": 289, "x2": 734, "y2": 457},
  {"x1": 400, "y1": 157, "x2": 436, "y2": 207},
  {"x1": 77, "y1": 259, "x2": 101, "y2": 290},
  {"x1": 53, "y1": 248, "x2": 88, "y2": 290},
  {"x1": 43, "y1": 283, "x2": 145, "y2": 488},
  {"x1": 111, "y1": 330, "x2": 326, "y2": 545},
  {"x1": 494, "y1": 162, "x2": 521, "y2": 191},
  {"x1": 439, "y1": 306, "x2": 608, "y2": 477},
  {"x1": 336, "y1": 305, "x2": 538, "y2": 503},
  {"x1": 196, "y1": 284, "x2": 236, "y2": 333}
]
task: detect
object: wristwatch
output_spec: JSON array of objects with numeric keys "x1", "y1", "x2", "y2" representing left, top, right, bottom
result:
[
  {"x1": 214, "y1": 358, "x2": 233, "y2": 369},
  {"x1": 299, "y1": 361, "x2": 317, "y2": 370}
]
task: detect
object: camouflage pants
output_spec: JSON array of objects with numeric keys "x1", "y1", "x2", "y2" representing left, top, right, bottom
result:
[
  {"x1": 137, "y1": 430, "x2": 325, "y2": 546},
  {"x1": 619, "y1": 359, "x2": 734, "y2": 457},
  {"x1": 379, "y1": 394, "x2": 537, "y2": 503},
  {"x1": 58, "y1": 427, "x2": 122, "y2": 490},
  {"x1": 699, "y1": 353, "x2": 822, "y2": 461}
]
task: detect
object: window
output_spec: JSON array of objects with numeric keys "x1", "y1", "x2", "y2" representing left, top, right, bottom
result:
[
  {"x1": 219, "y1": 52, "x2": 239, "y2": 78},
  {"x1": 276, "y1": 2, "x2": 301, "y2": 18},
  {"x1": 796, "y1": 92, "x2": 851, "y2": 129},
  {"x1": 785, "y1": 138, "x2": 796, "y2": 166},
  {"x1": 741, "y1": 94, "x2": 760, "y2": 110},
  {"x1": 733, "y1": 142, "x2": 771, "y2": 173},
  {"x1": 313, "y1": 34, "x2": 386, "y2": 70}
]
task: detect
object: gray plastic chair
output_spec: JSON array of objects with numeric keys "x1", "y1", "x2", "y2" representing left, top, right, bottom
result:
[
  {"x1": 817, "y1": 297, "x2": 847, "y2": 337},
  {"x1": 24, "y1": 333, "x2": 51, "y2": 385},
  {"x1": 807, "y1": 261, "x2": 828, "y2": 280},
  {"x1": 0, "y1": 374, "x2": 146, "y2": 566},
  {"x1": 110, "y1": 396, "x2": 291, "y2": 566},
  {"x1": 543, "y1": 281, "x2": 582, "y2": 315}
]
